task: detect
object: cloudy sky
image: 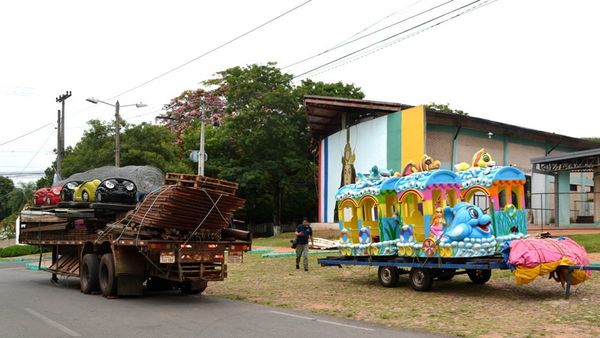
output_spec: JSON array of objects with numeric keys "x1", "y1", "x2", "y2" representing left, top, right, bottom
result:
[{"x1": 1, "y1": 0, "x2": 598, "y2": 183}]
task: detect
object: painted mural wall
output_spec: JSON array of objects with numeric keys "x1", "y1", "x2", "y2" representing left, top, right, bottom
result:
[
  {"x1": 318, "y1": 107, "x2": 427, "y2": 222},
  {"x1": 320, "y1": 115, "x2": 389, "y2": 222}
]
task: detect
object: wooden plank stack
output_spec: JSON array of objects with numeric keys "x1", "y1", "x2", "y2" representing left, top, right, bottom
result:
[{"x1": 130, "y1": 173, "x2": 245, "y2": 231}]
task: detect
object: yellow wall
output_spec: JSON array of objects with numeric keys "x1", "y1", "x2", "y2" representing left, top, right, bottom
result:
[{"x1": 401, "y1": 105, "x2": 426, "y2": 168}]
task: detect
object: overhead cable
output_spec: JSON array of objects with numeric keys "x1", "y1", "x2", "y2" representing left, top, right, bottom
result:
[
  {"x1": 292, "y1": 0, "x2": 482, "y2": 80},
  {"x1": 0, "y1": 123, "x2": 54, "y2": 147},
  {"x1": 105, "y1": 0, "x2": 313, "y2": 101},
  {"x1": 304, "y1": 0, "x2": 498, "y2": 79},
  {"x1": 282, "y1": 0, "x2": 455, "y2": 70}
]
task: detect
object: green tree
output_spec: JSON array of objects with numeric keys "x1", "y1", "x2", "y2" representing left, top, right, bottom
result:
[
  {"x1": 0, "y1": 212, "x2": 18, "y2": 239},
  {"x1": 163, "y1": 63, "x2": 364, "y2": 225},
  {"x1": 36, "y1": 165, "x2": 56, "y2": 188},
  {"x1": 582, "y1": 137, "x2": 600, "y2": 143},
  {"x1": 61, "y1": 120, "x2": 114, "y2": 177},
  {"x1": 6, "y1": 182, "x2": 36, "y2": 213},
  {"x1": 0, "y1": 176, "x2": 15, "y2": 220},
  {"x1": 120, "y1": 122, "x2": 189, "y2": 173},
  {"x1": 60, "y1": 120, "x2": 188, "y2": 177},
  {"x1": 426, "y1": 102, "x2": 468, "y2": 116}
]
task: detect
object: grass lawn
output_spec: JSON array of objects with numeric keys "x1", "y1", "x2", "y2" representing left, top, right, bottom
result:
[
  {"x1": 253, "y1": 229, "x2": 339, "y2": 248},
  {"x1": 565, "y1": 234, "x2": 600, "y2": 253},
  {"x1": 206, "y1": 233, "x2": 600, "y2": 338}
]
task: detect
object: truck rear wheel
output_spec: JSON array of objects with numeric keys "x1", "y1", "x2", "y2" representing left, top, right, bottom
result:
[
  {"x1": 378, "y1": 266, "x2": 399, "y2": 287},
  {"x1": 80, "y1": 254, "x2": 100, "y2": 294},
  {"x1": 99, "y1": 253, "x2": 118, "y2": 297},
  {"x1": 409, "y1": 268, "x2": 433, "y2": 291},
  {"x1": 467, "y1": 269, "x2": 492, "y2": 284}
]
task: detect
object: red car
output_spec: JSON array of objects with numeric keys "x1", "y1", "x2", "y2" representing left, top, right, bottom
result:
[
  {"x1": 33, "y1": 188, "x2": 51, "y2": 206},
  {"x1": 45, "y1": 185, "x2": 63, "y2": 205}
]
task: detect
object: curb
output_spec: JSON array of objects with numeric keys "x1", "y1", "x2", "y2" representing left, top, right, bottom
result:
[
  {"x1": 247, "y1": 248, "x2": 276, "y2": 253},
  {"x1": 25, "y1": 263, "x2": 51, "y2": 270},
  {"x1": 0, "y1": 257, "x2": 44, "y2": 263}
]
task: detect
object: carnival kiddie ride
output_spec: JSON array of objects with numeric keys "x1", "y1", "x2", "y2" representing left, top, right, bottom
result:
[{"x1": 319, "y1": 151, "x2": 593, "y2": 294}]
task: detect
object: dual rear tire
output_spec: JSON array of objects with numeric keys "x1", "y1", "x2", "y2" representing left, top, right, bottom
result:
[
  {"x1": 82, "y1": 253, "x2": 208, "y2": 297},
  {"x1": 99, "y1": 253, "x2": 117, "y2": 297},
  {"x1": 80, "y1": 253, "x2": 117, "y2": 297},
  {"x1": 80, "y1": 254, "x2": 99, "y2": 294}
]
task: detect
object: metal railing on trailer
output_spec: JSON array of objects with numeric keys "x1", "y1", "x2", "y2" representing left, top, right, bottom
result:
[{"x1": 557, "y1": 264, "x2": 600, "y2": 299}]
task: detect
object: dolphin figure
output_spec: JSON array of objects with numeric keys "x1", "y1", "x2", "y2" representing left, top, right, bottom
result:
[{"x1": 441, "y1": 202, "x2": 493, "y2": 243}]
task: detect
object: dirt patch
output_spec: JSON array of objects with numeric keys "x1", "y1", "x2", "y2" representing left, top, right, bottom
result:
[{"x1": 588, "y1": 252, "x2": 600, "y2": 262}]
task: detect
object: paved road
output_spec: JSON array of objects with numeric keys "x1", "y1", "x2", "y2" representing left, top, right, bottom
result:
[{"x1": 0, "y1": 262, "x2": 444, "y2": 338}]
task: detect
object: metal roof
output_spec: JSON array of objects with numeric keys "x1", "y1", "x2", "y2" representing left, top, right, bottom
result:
[
  {"x1": 304, "y1": 95, "x2": 410, "y2": 138},
  {"x1": 304, "y1": 95, "x2": 599, "y2": 151},
  {"x1": 531, "y1": 148, "x2": 600, "y2": 174}
]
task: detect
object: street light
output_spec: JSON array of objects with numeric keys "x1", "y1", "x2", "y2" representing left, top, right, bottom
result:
[{"x1": 86, "y1": 97, "x2": 147, "y2": 167}]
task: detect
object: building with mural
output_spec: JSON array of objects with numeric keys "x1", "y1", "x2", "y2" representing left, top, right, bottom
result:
[{"x1": 304, "y1": 95, "x2": 599, "y2": 226}]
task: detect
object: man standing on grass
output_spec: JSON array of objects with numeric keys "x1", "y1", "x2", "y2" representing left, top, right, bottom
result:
[{"x1": 295, "y1": 217, "x2": 313, "y2": 271}]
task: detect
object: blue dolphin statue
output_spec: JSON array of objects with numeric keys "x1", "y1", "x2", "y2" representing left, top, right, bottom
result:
[{"x1": 441, "y1": 202, "x2": 493, "y2": 243}]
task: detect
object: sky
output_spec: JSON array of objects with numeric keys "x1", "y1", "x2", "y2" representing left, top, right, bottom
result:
[{"x1": 1, "y1": 0, "x2": 599, "y2": 183}]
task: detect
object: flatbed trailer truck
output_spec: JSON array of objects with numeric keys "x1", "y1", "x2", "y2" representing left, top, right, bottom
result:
[
  {"x1": 20, "y1": 171, "x2": 252, "y2": 298},
  {"x1": 21, "y1": 225, "x2": 250, "y2": 297}
]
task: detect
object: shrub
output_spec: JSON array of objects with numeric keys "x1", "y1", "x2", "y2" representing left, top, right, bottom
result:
[{"x1": 0, "y1": 245, "x2": 50, "y2": 258}]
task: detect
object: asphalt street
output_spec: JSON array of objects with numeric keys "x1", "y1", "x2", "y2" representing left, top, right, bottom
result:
[{"x1": 0, "y1": 261, "x2": 445, "y2": 338}]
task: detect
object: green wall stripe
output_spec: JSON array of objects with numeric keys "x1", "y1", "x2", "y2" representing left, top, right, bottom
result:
[{"x1": 387, "y1": 112, "x2": 402, "y2": 172}]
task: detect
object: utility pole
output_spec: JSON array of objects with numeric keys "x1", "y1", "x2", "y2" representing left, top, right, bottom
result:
[
  {"x1": 55, "y1": 91, "x2": 71, "y2": 180},
  {"x1": 115, "y1": 100, "x2": 121, "y2": 167},
  {"x1": 86, "y1": 97, "x2": 145, "y2": 168},
  {"x1": 56, "y1": 109, "x2": 61, "y2": 175},
  {"x1": 198, "y1": 106, "x2": 206, "y2": 176}
]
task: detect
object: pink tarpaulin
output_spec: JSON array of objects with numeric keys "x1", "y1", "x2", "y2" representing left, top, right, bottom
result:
[{"x1": 508, "y1": 237, "x2": 590, "y2": 268}]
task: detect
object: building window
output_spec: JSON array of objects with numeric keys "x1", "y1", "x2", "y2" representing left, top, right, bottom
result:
[{"x1": 570, "y1": 184, "x2": 577, "y2": 192}]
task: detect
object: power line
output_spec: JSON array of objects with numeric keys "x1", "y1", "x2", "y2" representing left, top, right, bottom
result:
[
  {"x1": 305, "y1": 0, "x2": 498, "y2": 80},
  {"x1": 282, "y1": 0, "x2": 455, "y2": 71},
  {"x1": 105, "y1": 0, "x2": 313, "y2": 101},
  {"x1": 16, "y1": 129, "x2": 56, "y2": 181},
  {"x1": 292, "y1": 0, "x2": 483, "y2": 80},
  {"x1": 331, "y1": 0, "x2": 424, "y2": 47},
  {"x1": 0, "y1": 123, "x2": 54, "y2": 147}
]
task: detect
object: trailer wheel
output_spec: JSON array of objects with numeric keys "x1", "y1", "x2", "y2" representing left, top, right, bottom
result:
[
  {"x1": 80, "y1": 254, "x2": 100, "y2": 294},
  {"x1": 409, "y1": 268, "x2": 433, "y2": 291},
  {"x1": 378, "y1": 266, "x2": 399, "y2": 287},
  {"x1": 99, "y1": 253, "x2": 118, "y2": 297},
  {"x1": 467, "y1": 269, "x2": 492, "y2": 284}
]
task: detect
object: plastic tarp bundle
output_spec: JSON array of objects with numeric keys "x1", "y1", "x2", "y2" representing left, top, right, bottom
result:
[{"x1": 507, "y1": 237, "x2": 591, "y2": 285}]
